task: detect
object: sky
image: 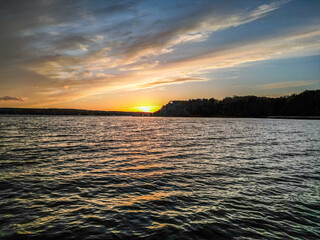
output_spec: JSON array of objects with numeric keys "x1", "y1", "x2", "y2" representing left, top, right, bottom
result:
[{"x1": 0, "y1": 0, "x2": 319, "y2": 112}]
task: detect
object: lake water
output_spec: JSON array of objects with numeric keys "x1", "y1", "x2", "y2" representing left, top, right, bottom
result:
[{"x1": 0, "y1": 116, "x2": 319, "y2": 239}]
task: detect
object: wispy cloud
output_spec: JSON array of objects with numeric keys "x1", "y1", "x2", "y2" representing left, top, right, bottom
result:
[
  {"x1": 121, "y1": 1, "x2": 288, "y2": 63},
  {"x1": 22, "y1": 25, "x2": 320, "y2": 106},
  {"x1": 18, "y1": 2, "x2": 291, "y2": 94},
  {"x1": 142, "y1": 27, "x2": 320, "y2": 77},
  {"x1": 137, "y1": 77, "x2": 207, "y2": 88},
  {"x1": 0, "y1": 96, "x2": 27, "y2": 102},
  {"x1": 259, "y1": 80, "x2": 318, "y2": 90},
  {"x1": 119, "y1": 61, "x2": 159, "y2": 71}
]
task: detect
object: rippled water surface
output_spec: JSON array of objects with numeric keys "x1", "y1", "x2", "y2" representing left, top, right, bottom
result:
[{"x1": 0, "y1": 116, "x2": 319, "y2": 239}]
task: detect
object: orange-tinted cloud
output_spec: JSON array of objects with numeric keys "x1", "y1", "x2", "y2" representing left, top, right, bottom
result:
[{"x1": 0, "y1": 96, "x2": 27, "y2": 102}]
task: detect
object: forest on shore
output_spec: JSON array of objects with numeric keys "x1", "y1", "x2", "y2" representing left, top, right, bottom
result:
[
  {"x1": 153, "y1": 90, "x2": 320, "y2": 118},
  {"x1": 1, "y1": 90, "x2": 319, "y2": 118}
]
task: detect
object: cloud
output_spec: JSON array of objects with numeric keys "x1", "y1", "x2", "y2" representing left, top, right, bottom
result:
[
  {"x1": 28, "y1": 25, "x2": 320, "y2": 105},
  {"x1": 120, "y1": 1, "x2": 287, "y2": 63},
  {"x1": 0, "y1": 96, "x2": 27, "y2": 102},
  {"x1": 0, "y1": 0, "x2": 319, "y2": 108},
  {"x1": 78, "y1": 70, "x2": 92, "y2": 77},
  {"x1": 259, "y1": 80, "x2": 318, "y2": 90},
  {"x1": 143, "y1": 26, "x2": 320, "y2": 77},
  {"x1": 137, "y1": 77, "x2": 206, "y2": 88},
  {"x1": 119, "y1": 61, "x2": 159, "y2": 71},
  {"x1": 17, "y1": 1, "x2": 290, "y2": 94}
]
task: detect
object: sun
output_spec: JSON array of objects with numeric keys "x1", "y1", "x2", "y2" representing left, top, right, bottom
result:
[{"x1": 133, "y1": 106, "x2": 160, "y2": 113}]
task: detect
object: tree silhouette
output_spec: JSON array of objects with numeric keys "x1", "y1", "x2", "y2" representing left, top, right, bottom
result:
[{"x1": 154, "y1": 90, "x2": 320, "y2": 117}]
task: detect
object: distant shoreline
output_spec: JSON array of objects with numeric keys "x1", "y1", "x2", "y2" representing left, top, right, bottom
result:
[
  {"x1": 1, "y1": 112, "x2": 319, "y2": 120},
  {"x1": 1, "y1": 90, "x2": 319, "y2": 119},
  {"x1": 0, "y1": 108, "x2": 151, "y2": 116}
]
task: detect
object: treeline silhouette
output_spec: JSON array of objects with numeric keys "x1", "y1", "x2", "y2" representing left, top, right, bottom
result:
[
  {"x1": 0, "y1": 108, "x2": 149, "y2": 116},
  {"x1": 154, "y1": 90, "x2": 320, "y2": 118}
]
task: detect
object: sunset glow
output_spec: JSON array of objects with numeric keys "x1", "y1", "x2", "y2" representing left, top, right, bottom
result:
[
  {"x1": 0, "y1": 1, "x2": 319, "y2": 111},
  {"x1": 133, "y1": 106, "x2": 161, "y2": 113}
]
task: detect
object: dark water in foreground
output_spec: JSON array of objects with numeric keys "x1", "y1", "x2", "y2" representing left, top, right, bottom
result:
[{"x1": 0, "y1": 116, "x2": 319, "y2": 240}]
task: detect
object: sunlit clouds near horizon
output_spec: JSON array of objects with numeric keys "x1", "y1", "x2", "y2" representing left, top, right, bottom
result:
[{"x1": 0, "y1": 0, "x2": 319, "y2": 111}]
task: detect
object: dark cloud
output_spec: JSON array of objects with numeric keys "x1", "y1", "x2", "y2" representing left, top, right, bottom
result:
[
  {"x1": 122, "y1": 4, "x2": 216, "y2": 55},
  {"x1": 0, "y1": 0, "x2": 139, "y2": 66},
  {"x1": 94, "y1": 0, "x2": 139, "y2": 15},
  {"x1": 0, "y1": 96, "x2": 27, "y2": 102},
  {"x1": 0, "y1": 0, "x2": 85, "y2": 67}
]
